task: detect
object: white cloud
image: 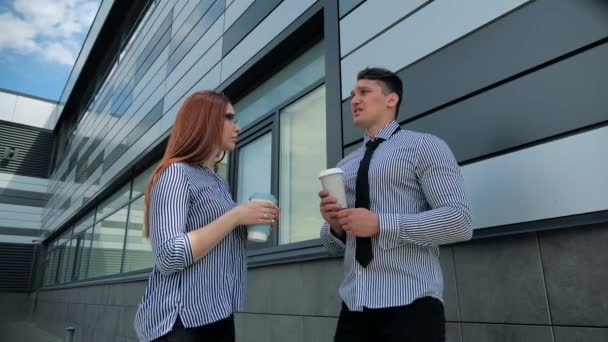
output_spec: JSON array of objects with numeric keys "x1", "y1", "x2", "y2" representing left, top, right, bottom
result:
[{"x1": 0, "y1": 0, "x2": 99, "y2": 65}]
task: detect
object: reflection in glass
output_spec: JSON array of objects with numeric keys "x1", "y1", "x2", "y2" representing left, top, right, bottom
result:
[
  {"x1": 44, "y1": 250, "x2": 61, "y2": 285},
  {"x1": 237, "y1": 133, "x2": 272, "y2": 204},
  {"x1": 122, "y1": 197, "x2": 154, "y2": 272},
  {"x1": 132, "y1": 163, "x2": 157, "y2": 198},
  {"x1": 97, "y1": 183, "x2": 131, "y2": 219},
  {"x1": 87, "y1": 206, "x2": 128, "y2": 278},
  {"x1": 73, "y1": 210, "x2": 95, "y2": 235},
  {"x1": 217, "y1": 153, "x2": 229, "y2": 180},
  {"x1": 235, "y1": 42, "x2": 324, "y2": 129},
  {"x1": 60, "y1": 238, "x2": 77, "y2": 283},
  {"x1": 75, "y1": 228, "x2": 93, "y2": 280},
  {"x1": 279, "y1": 86, "x2": 327, "y2": 244}
]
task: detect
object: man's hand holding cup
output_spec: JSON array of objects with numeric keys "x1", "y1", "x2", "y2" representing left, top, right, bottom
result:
[{"x1": 318, "y1": 168, "x2": 348, "y2": 238}]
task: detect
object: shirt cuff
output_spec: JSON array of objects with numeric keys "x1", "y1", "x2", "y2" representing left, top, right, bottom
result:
[
  {"x1": 330, "y1": 227, "x2": 347, "y2": 244},
  {"x1": 378, "y1": 213, "x2": 401, "y2": 250},
  {"x1": 183, "y1": 233, "x2": 194, "y2": 266}
]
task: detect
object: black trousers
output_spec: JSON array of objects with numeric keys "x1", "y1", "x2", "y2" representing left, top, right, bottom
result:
[
  {"x1": 334, "y1": 297, "x2": 446, "y2": 342},
  {"x1": 153, "y1": 315, "x2": 235, "y2": 342}
]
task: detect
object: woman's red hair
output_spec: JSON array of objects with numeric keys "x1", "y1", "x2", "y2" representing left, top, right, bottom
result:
[{"x1": 144, "y1": 90, "x2": 230, "y2": 238}]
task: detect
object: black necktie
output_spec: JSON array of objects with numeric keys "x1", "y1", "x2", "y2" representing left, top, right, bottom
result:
[{"x1": 355, "y1": 138, "x2": 385, "y2": 267}]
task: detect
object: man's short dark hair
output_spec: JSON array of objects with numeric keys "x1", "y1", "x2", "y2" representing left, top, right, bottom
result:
[{"x1": 357, "y1": 67, "x2": 403, "y2": 118}]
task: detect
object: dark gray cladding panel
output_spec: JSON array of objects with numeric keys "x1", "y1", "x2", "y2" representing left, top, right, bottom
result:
[
  {"x1": 405, "y1": 42, "x2": 608, "y2": 163},
  {"x1": 0, "y1": 121, "x2": 53, "y2": 178},
  {"x1": 343, "y1": 42, "x2": 608, "y2": 163},
  {"x1": 102, "y1": 98, "x2": 164, "y2": 173},
  {"x1": 399, "y1": 0, "x2": 608, "y2": 124},
  {"x1": 222, "y1": 0, "x2": 283, "y2": 57},
  {"x1": 135, "y1": 7, "x2": 173, "y2": 83},
  {"x1": 338, "y1": 0, "x2": 364, "y2": 18},
  {"x1": 169, "y1": 0, "x2": 224, "y2": 71},
  {"x1": 342, "y1": 0, "x2": 608, "y2": 146}
]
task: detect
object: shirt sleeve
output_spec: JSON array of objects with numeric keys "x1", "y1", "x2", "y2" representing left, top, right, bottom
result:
[
  {"x1": 149, "y1": 164, "x2": 195, "y2": 275},
  {"x1": 378, "y1": 134, "x2": 473, "y2": 248},
  {"x1": 320, "y1": 222, "x2": 346, "y2": 255}
]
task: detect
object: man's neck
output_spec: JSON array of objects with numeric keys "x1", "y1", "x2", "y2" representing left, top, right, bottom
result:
[{"x1": 366, "y1": 117, "x2": 394, "y2": 138}]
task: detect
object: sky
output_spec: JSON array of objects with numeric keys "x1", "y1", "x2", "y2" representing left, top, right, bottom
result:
[{"x1": 0, "y1": 0, "x2": 101, "y2": 101}]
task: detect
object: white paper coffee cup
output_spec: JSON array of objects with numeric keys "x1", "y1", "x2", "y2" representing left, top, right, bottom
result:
[
  {"x1": 318, "y1": 168, "x2": 348, "y2": 208},
  {"x1": 247, "y1": 193, "x2": 277, "y2": 242}
]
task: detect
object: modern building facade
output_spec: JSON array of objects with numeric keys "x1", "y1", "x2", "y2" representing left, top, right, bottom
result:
[{"x1": 1, "y1": 0, "x2": 607, "y2": 341}]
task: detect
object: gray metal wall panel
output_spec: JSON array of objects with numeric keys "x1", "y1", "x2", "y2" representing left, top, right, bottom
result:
[
  {"x1": 340, "y1": 0, "x2": 429, "y2": 56},
  {"x1": 342, "y1": 0, "x2": 608, "y2": 145},
  {"x1": 406, "y1": 42, "x2": 608, "y2": 163},
  {"x1": 222, "y1": 0, "x2": 283, "y2": 56},
  {"x1": 0, "y1": 195, "x2": 46, "y2": 207},
  {"x1": 169, "y1": 0, "x2": 224, "y2": 71},
  {"x1": 399, "y1": 0, "x2": 608, "y2": 123},
  {"x1": 340, "y1": 0, "x2": 531, "y2": 98},
  {"x1": 0, "y1": 227, "x2": 40, "y2": 237},
  {"x1": 338, "y1": 0, "x2": 364, "y2": 18}
]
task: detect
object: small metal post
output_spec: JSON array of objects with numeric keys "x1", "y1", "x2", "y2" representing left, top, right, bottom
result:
[{"x1": 65, "y1": 326, "x2": 75, "y2": 342}]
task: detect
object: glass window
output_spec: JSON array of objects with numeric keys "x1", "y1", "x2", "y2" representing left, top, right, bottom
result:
[
  {"x1": 122, "y1": 197, "x2": 154, "y2": 272},
  {"x1": 237, "y1": 133, "x2": 273, "y2": 204},
  {"x1": 74, "y1": 211, "x2": 95, "y2": 235},
  {"x1": 56, "y1": 243, "x2": 69, "y2": 284},
  {"x1": 44, "y1": 249, "x2": 61, "y2": 285},
  {"x1": 74, "y1": 228, "x2": 93, "y2": 280},
  {"x1": 97, "y1": 183, "x2": 131, "y2": 218},
  {"x1": 279, "y1": 85, "x2": 327, "y2": 244},
  {"x1": 87, "y1": 206, "x2": 128, "y2": 278},
  {"x1": 60, "y1": 238, "x2": 77, "y2": 283},
  {"x1": 217, "y1": 154, "x2": 229, "y2": 180},
  {"x1": 132, "y1": 163, "x2": 157, "y2": 198},
  {"x1": 57, "y1": 227, "x2": 73, "y2": 245},
  {"x1": 234, "y1": 42, "x2": 324, "y2": 129}
]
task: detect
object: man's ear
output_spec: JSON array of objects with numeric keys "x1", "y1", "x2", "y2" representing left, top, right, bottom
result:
[{"x1": 387, "y1": 93, "x2": 399, "y2": 109}]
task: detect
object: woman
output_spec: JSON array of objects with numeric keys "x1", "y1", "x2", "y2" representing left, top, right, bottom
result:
[{"x1": 134, "y1": 91, "x2": 279, "y2": 341}]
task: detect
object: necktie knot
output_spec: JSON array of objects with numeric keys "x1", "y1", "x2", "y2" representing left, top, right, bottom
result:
[{"x1": 366, "y1": 138, "x2": 384, "y2": 150}]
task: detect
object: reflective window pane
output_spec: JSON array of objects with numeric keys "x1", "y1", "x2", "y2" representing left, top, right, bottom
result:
[
  {"x1": 61, "y1": 238, "x2": 77, "y2": 283},
  {"x1": 44, "y1": 250, "x2": 60, "y2": 285},
  {"x1": 217, "y1": 153, "x2": 229, "y2": 180},
  {"x1": 57, "y1": 227, "x2": 73, "y2": 245},
  {"x1": 75, "y1": 228, "x2": 93, "y2": 280},
  {"x1": 57, "y1": 244, "x2": 69, "y2": 284},
  {"x1": 235, "y1": 42, "x2": 324, "y2": 129},
  {"x1": 237, "y1": 133, "x2": 272, "y2": 204},
  {"x1": 122, "y1": 197, "x2": 154, "y2": 272},
  {"x1": 97, "y1": 183, "x2": 131, "y2": 218},
  {"x1": 279, "y1": 86, "x2": 327, "y2": 244},
  {"x1": 87, "y1": 206, "x2": 128, "y2": 278},
  {"x1": 132, "y1": 163, "x2": 157, "y2": 198},
  {"x1": 74, "y1": 210, "x2": 95, "y2": 235}
]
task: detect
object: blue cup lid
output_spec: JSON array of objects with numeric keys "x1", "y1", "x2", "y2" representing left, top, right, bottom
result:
[{"x1": 249, "y1": 192, "x2": 277, "y2": 204}]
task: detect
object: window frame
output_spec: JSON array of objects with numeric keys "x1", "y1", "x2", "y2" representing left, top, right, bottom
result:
[{"x1": 229, "y1": 78, "x2": 328, "y2": 260}]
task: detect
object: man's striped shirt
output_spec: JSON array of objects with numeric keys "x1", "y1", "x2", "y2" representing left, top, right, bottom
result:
[{"x1": 320, "y1": 120, "x2": 473, "y2": 311}]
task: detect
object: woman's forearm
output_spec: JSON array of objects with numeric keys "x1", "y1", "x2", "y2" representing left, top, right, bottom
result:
[{"x1": 187, "y1": 210, "x2": 239, "y2": 261}]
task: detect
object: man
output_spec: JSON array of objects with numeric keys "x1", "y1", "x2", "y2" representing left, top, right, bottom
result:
[{"x1": 319, "y1": 67, "x2": 473, "y2": 342}]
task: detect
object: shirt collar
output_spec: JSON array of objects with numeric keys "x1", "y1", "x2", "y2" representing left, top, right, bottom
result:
[{"x1": 363, "y1": 120, "x2": 401, "y2": 145}]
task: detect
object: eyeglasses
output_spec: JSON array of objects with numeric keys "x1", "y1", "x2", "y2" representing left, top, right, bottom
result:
[{"x1": 225, "y1": 112, "x2": 238, "y2": 125}]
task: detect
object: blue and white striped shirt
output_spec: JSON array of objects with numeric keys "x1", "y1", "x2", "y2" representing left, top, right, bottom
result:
[
  {"x1": 320, "y1": 120, "x2": 472, "y2": 311},
  {"x1": 134, "y1": 162, "x2": 247, "y2": 341}
]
